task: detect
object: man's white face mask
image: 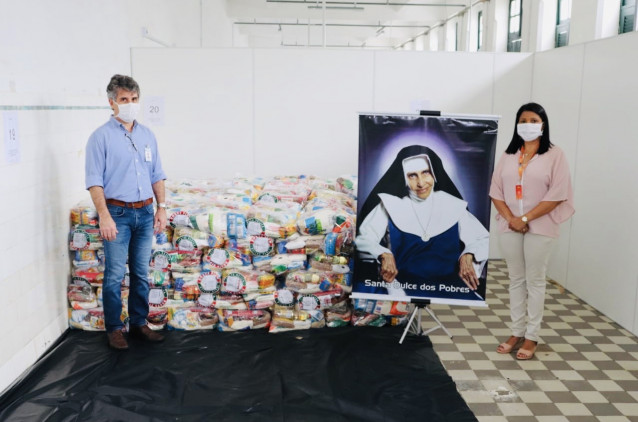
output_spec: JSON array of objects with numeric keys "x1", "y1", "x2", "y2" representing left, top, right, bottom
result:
[{"x1": 115, "y1": 102, "x2": 140, "y2": 123}]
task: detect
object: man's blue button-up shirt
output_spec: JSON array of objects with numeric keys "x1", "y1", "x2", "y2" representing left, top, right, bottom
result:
[{"x1": 85, "y1": 117, "x2": 166, "y2": 202}]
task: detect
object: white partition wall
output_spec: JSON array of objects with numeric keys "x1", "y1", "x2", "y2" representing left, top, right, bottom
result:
[
  {"x1": 132, "y1": 49, "x2": 255, "y2": 180},
  {"x1": 532, "y1": 31, "x2": 638, "y2": 333},
  {"x1": 0, "y1": 0, "x2": 204, "y2": 394},
  {"x1": 133, "y1": 48, "x2": 532, "y2": 179},
  {"x1": 489, "y1": 53, "x2": 535, "y2": 261},
  {"x1": 373, "y1": 51, "x2": 496, "y2": 114},
  {"x1": 530, "y1": 45, "x2": 585, "y2": 286},
  {"x1": 253, "y1": 49, "x2": 374, "y2": 177}
]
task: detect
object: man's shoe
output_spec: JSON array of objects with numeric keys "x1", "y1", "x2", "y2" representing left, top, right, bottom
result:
[
  {"x1": 130, "y1": 324, "x2": 165, "y2": 342},
  {"x1": 107, "y1": 330, "x2": 129, "y2": 350}
]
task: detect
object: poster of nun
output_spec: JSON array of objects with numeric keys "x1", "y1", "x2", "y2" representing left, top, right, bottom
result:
[{"x1": 352, "y1": 114, "x2": 498, "y2": 307}]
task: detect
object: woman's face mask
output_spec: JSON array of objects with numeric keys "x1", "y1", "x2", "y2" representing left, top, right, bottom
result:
[
  {"x1": 517, "y1": 123, "x2": 543, "y2": 141},
  {"x1": 115, "y1": 101, "x2": 141, "y2": 123}
]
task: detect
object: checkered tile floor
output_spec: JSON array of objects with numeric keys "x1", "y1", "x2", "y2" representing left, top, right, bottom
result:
[{"x1": 424, "y1": 259, "x2": 638, "y2": 422}]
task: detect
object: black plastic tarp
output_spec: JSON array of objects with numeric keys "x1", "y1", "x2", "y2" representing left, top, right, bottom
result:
[{"x1": 0, "y1": 327, "x2": 476, "y2": 422}]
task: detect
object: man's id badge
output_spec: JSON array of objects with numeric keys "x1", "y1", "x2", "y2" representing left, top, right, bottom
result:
[{"x1": 145, "y1": 146, "x2": 152, "y2": 162}]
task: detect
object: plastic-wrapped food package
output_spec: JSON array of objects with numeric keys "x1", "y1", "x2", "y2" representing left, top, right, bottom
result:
[
  {"x1": 72, "y1": 250, "x2": 100, "y2": 270},
  {"x1": 148, "y1": 269, "x2": 171, "y2": 288},
  {"x1": 67, "y1": 284, "x2": 98, "y2": 310},
  {"x1": 309, "y1": 189, "x2": 356, "y2": 210},
  {"x1": 210, "y1": 193, "x2": 253, "y2": 211},
  {"x1": 336, "y1": 175, "x2": 358, "y2": 199},
  {"x1": 148, "y1": 287, "x2": 169, "y2": 308},
  {"x1": 246, "y1": 235, "x2": 275, "y2": 258},
  {"x1": 296, "y1": 288, "x2": 347, "y2": 312},
  {"x1": 173, "y1": 226, "x2": 219, "y2": 250},
  {"x1": 351, "y1": 310, "x2": 387, "y2": 327},
  {"x1": 196, "y1": 270, "x2": 222, "y2": 295},
  {"x1": 167, "y1": 208, "x2": 194, "y2": 229},
  {"x1": 120, "y1": 288, "x2": 130, "y2": 308},
  {"x1": 278, "y1": 234, "x2": 325, "y2": 255},
  {"x1": 167, "y1": 249, "x2": 202, "y2": 273},
  {"x1": 352, "y1": 298, "x2": 411, "y2": 316},
  {"x1": 322, "y1": 231, "x2": 355, "y2": 257},
  {"x1": 152, "y1": 226, "x2": 173, "y2": 251},
  {"x1": 70, "y1": 204, "x2": 99, "y2": 227},
  {"x1": 269, "y1": 253, "x2": 307, "y2": 276},
  {"x1": 150, "y1": 250, "x2": 172, "y2": 272},
  {"x1": 68, "y1": 308, "x2": 105, "y2": 331},
  {"x1": 69, "y1": 227, "x2": 103, "y2": 250},
  {"x1": 285, "y1": 270, "x2": 326, "y2": 294},
  {"x1": 297, "y1": 197, "x2": 355, "y2": 235},
  {"x1": 167, "y1": 306, "x2": 219, "y2": 330},
  {"x1": 269, "y1": 308, "x2": 325, "y2": 333},
  {"x1": 309, "y1": 252, "x2": 350, "y2": 273},
  {"x1": 307, "y1": 178, "x2": 337, "y2": 192},
  {"x1": 321, "y1": 270, "x2": 352, "y2": 294},
  {"x1": 296, "y1": 208, "x2": 336, "y2": 236},
  {"x1": 221, "y1": 268, "x2": 275, "y2": 294},
  {"x1": 256, "y1": 189, "x2": 308, "y2": 205},
  {"x1": 226, "y1": 212, "x2": 247, "y2": 239},
  {"x1": 166, "y1": 179, "x2": 212, "y2": 196},
  {"x1": 246, "y1": 205, "x2": 298, "y2": 239},
  {"x1": 203, "y1": 248, "x2": 247, "y2": 270},
  {"x1": 209, "y1": 292, "x2": 247, "y2": 310},
  {"x1": 183, "y1": 207, "x2": 234, "y2": 238},
  {"x1": 384, "y1": 315, "x2": 410, "y2": 326},
  {"x1": 171, "y1": 271, "x2": 201, "y2": 301},
  {"x1": 243, "y1": 291, "x2": 276, "y2": 310},
  {"x1": 72, "y1": 267, "x2": 104, "y2": 287},
  {"x1": 147, "y1": 307, "x2": 168, "y2": 330},
  {"x1": 326, "y1": 305, "x2": 353, "y2": 328},
  {"x1": 217, "y1": 309, "x2": 271, "y2": 331}
]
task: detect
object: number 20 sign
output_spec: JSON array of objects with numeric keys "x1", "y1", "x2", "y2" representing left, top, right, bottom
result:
[{"x1": 143, "y1": 96, "x2": 165, "y2": 126}]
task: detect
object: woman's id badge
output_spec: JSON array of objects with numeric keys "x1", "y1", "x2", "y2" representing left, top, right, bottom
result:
[
  {"x1": 515, "y1": 184, "x2": 523, "y2": 200},
  {"x1": 145, "y1": 146, "x2": 152, "y2": 162}
]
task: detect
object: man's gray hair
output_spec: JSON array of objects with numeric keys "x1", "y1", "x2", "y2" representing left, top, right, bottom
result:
[{"x1": 106, "y1": 74, "x2": 140, "y2": 101}]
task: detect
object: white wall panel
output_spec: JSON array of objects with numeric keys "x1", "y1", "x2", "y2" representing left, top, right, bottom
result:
[
  {"x1": 0, "y1": 0, "x2": 203, "y2": 394},
  {"x1": 567, "y1": 32, "x2": 638, "y2": 333},
  {"x1": 132, "y1": 48, "x2": 255, "y2": 180},
  {"x1": 488, "y1": 53, "x2": 535, "y2": 259},
  {"x1": 253, "y1": 49, "x2": 374, "y2": 178},
  {"x1": 374, "y1": 51, "x2": 495, "y2": 115},
  {"x1": 530, "y1": 45, "x2": 584, "y2": 285}
]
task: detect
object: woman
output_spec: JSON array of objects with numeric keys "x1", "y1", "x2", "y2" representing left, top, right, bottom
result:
[
  {"x1": 490, "y1": 103, "x2": 574, "y2": 360},
  {"x1": 356, "y1": 145, "x2": 489, "y2": 300}
]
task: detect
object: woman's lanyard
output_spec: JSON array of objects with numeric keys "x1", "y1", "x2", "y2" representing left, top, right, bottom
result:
[{"x1": 516, "y1": 146, "x2": 529, "y2": 215}]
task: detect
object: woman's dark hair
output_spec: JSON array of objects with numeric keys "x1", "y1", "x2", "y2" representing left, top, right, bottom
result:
[
  {"x1": 505, "y1": 102, "x2": 553, "y2": 155},
  {"x1": 357, "y1": 145, "x2": 462, "y2": 232}
]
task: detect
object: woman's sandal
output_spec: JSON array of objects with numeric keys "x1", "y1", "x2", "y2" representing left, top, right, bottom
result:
[
  {"x1": 496, "y1": 336, "x2": 524, "y2": 354},
  {"x1": 516, "y1": 339, "x2": 538, "y2": 360}
]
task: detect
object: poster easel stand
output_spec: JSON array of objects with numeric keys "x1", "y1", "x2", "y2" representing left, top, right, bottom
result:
[{"x1": 399, "y1": 298, "x2": 453, "y2": 344}]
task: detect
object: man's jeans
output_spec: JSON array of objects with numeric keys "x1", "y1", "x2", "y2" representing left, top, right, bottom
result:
[{"x1": 103, "y1": 204, "x2": 154, "y2": 332}]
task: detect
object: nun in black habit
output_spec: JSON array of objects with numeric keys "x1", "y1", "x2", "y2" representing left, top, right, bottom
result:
[{"x1": 355, "y1": 145, "x2": 489, "y2": 299}]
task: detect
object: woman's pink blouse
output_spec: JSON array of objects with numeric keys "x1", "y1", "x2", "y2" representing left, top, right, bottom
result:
[{"x1": 489, "y1": 145, "x2": 574, "y2": 238}]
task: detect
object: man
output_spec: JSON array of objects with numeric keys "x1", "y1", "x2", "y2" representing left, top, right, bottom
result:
[{"x1": 85, "y1": 74, "x2": 167, "y2": 350}]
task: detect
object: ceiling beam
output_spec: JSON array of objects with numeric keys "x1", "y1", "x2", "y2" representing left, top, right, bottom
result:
[
  {"x1": 265, "y1": 0, "x2": 466, "y2": 6},
  {"x1": 235, "y1": 21, "x2": 431, "y2": 29}
]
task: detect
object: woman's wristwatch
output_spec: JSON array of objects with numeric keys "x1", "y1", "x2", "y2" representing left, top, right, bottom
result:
[{"x1": 521, "y1": 215, "x2": 528, "y2": 224}]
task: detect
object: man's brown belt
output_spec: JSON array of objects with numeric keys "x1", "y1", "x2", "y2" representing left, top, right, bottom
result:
[{"x1": 106, "y1": 198, "x2": 153, "y2": 208}]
